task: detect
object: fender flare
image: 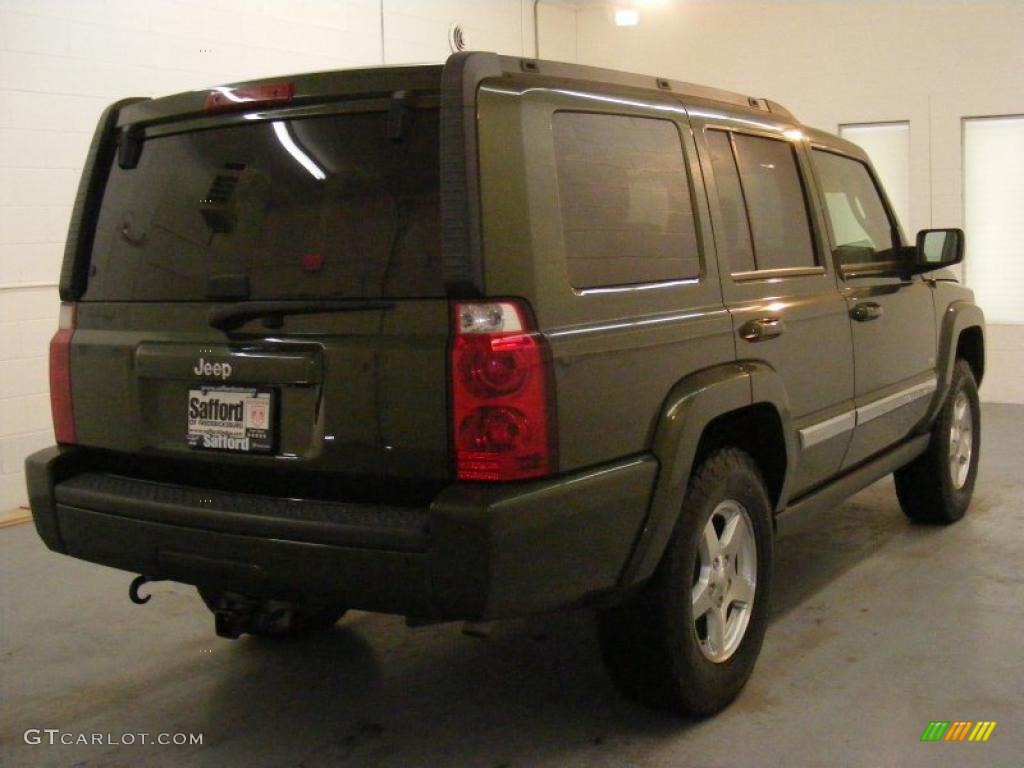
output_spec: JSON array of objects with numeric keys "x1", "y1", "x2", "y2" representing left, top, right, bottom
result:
[
  {"x1": 617, "y1": 361, "x2": 796, "y2": 591},
  {"x1": 924, "y1": 301, "x2": 985, "y2": 425}
]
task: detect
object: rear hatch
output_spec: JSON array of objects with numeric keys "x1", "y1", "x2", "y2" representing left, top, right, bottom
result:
[{"x1": 64, "y1": 67, "x2": 454, "y2": 501}]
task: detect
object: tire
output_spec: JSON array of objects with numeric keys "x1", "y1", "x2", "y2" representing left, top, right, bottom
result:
[
  {"x1": 894, "y1": 360, "x2": 980, "y2": 524},
  {"x1": 198, "y1": 588, "x2": 347, "y2": 638},
  {"x1": 597, "y1": 448, "x2": 774, "y2": 716}
]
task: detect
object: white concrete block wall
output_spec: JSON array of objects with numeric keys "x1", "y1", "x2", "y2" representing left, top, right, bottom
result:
[
  {"x1": 535, "y1": 0, "x2": 577, "y2": 63},
  {"x1": 0, "y1": 0, "x2": 578, "y2": 511},
  {"x1": 984, "y1": 325, "x2": 1024, "y2": 405},
  {"x1": 575, "y1": 0, "x2": 1024, "y2": 404},
  {"x1": 0, "y1": 285, "x2": 58, "y2": 511}
]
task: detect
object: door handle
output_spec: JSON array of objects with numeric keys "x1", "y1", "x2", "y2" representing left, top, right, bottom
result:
[
  {"x1": 739, "y1": 317, "x2": 785, "y2": 342},
  {"x1": 850, "y1": 302, "x2": 883, "y2": 322}
]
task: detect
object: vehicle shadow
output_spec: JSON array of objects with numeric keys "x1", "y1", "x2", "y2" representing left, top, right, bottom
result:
[
  {"x1": 197, "y1": 610, "x2": 682, "y2": 766},
  {"x1": 769, "y1": 476, "x2": 910, "y2": 620},
  {"x1": 194, "y1": 478, "x2": 920, "y2": 766}
]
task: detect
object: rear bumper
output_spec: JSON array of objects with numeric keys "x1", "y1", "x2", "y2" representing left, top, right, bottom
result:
[{"x1": 26, "y1": 447, "x2": 657, "y2": 620}]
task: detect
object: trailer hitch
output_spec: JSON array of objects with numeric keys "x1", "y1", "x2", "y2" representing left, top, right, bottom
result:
[{"x1": 128, "y1": 575, "x2": 162, "y2": 605}]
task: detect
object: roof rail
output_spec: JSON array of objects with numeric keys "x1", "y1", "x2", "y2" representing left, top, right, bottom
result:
[{"x1": 487, "y1": 52, "x2": 795, "y2": 121}]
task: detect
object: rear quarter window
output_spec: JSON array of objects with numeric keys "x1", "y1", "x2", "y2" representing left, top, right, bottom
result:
[{"x1": 552, "y1": 112, "x2": 701, "y2": 289}]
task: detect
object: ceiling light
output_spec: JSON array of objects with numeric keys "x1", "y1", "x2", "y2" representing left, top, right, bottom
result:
[{"x1": 614, "y1": 8, "x2": 640, "y2": 26}]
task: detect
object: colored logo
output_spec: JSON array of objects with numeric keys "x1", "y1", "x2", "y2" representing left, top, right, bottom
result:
[{"x1": 920, "y1": 721, "x2": 997, "y2": 742}]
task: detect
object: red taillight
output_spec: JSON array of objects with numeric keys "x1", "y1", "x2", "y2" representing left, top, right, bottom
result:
[
  {"x1": 49, "y1": 303, "x2": 76, "y2": 445},
  {"x1": 451, "y1": 301, "x2": 556, "y2": 481},
  {"x1": 203, "y1": 81, "x2": 294, "y2": 113}
]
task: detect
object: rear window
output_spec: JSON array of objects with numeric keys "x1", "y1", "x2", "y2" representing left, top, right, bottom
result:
[{"x1": 84, "y1": 108, "x2": 442, "y2": 301}]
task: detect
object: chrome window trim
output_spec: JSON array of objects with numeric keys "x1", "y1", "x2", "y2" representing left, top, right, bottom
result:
[
  {"x1": 732, "y1": 266, "x2": 826, "y2": 282},
  {"x1": 574, "y1": 277, "x2": 700, "y2": 296}
]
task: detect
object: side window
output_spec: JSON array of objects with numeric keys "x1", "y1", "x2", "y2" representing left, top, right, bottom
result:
[
  {"x1": 732, "y1": 133, "x2": 817, "y2": 270},
  {"x1": 811, "y1": 149, "x2": 898, "y2": 266},
  {"x1": 553, "y1": 112, "x2": 701, "y2": 288},
  {"x1": 706, "y1": 130, "x2": 755, "y2": 273},
  {"x1": 706, "y1": 129, "x2": 817, "y2": 272}
]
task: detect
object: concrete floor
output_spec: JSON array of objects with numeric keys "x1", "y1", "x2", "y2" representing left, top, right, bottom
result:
[{"x1": 1, "y1": 404, "x2": 1022, "y2": 768}]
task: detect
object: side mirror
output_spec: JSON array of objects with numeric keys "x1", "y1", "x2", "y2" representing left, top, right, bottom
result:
[{"x1": 909, "y1": 228, "x2": 964, "y2": 275}]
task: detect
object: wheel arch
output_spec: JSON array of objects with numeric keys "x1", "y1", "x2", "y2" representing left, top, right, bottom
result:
[
  {"x1": 617, "y1": 362, "x2": 796, "y2": 591},
  {"x1": 956, "y1": 325, "x2": 984, "y2": 384},
  {"x1": 692, "y1": 403, "x2": 788, "y2": 512}
]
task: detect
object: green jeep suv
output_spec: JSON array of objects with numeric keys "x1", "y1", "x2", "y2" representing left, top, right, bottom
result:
[{"x1": 26, "y1": 52, "x2": 985, "y2": 716}]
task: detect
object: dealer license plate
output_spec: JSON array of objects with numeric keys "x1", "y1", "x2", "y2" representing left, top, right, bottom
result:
[{"x1": 187, "y1": 387, "x2": 274, "y2": 453}]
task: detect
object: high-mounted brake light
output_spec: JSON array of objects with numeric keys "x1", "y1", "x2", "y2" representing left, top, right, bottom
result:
[
  {"x1": 49, "y1": 303, "x2": 77, "y2": 445},
  {"x1": 451, "y1": 301, "x2": 556, "y2": 482},
  {"x1": 203, "y1": 81, "x2": 295, "y2": 113}
]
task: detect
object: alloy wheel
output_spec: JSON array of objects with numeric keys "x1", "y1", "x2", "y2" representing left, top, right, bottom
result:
[
  {"x1": 949, "y1": 390, "x2": 974, "y2": 490},
  {"x1": 691, "y1": 499, "x2": 758, "y2": 663}
]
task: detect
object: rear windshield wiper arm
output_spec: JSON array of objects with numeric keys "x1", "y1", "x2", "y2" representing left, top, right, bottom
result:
[{"x1": 209, "y1": 299, "x2": 395, "y2": 332}]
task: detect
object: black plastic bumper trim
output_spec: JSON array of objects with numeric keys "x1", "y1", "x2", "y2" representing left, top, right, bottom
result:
[{"x1": 54, "y1": 472, "x2": 429, "y2": 553}]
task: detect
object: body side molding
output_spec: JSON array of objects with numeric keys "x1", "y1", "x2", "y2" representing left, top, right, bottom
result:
[
  {"x1": 799, "y1": 410, "x2": 856, "y2": 449},
  {"x1": 857, "y1": 378, "x2": 937, "y2": 425}
]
